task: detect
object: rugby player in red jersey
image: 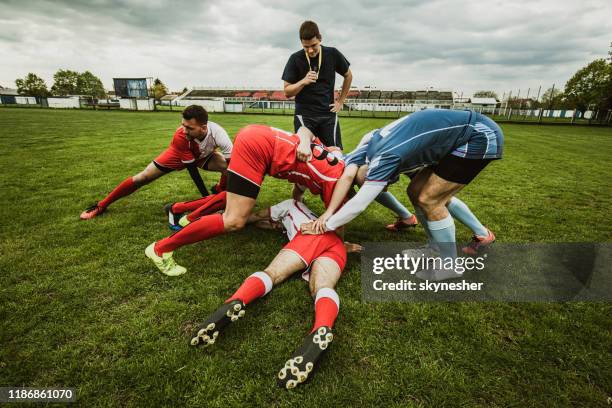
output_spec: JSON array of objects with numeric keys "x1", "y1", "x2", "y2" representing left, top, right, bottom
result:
[
  {"x1": 145, "y1": 124, "x2": 345, "y2": 276},
  {"x1": 80, "y1": 105, "x2": 231, "y2": 220}
]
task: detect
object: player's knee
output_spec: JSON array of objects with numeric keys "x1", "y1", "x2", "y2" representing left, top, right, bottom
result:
[
  {"x1": 132, "y1": 173, "x2": 150, "y2": 187},
  {"x1": 416, "y1": 191, "x2": 440, "y2": 212},
  {"x1": 223, "y1": 215, "x2": 247, "y2": 231},
  {"x1": 262, "y1": 269, "x2": 283, "y2": 285},
  {"x1": 407, "y1": 183, "x2": 419, "y2": 204}
]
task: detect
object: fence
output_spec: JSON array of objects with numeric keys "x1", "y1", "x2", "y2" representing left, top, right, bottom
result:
[{"x1": 2, "y1": 96, "x2": 611, "y2": 125}]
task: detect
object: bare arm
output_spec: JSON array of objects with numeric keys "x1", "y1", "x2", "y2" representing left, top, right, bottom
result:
[
  {"x1": 311, "y1": 164, "x2": 358, "y2": 233},
  {"x1": 283, "y1": 71, "x2": 317, "y2": 98},
  {"x1": 296, "y1": 126, "x2": 315, "y2": 162},
  {"x1": 292, "y1": 184, "x2": 306, "y2": 202},
  {"x1": 246, "y1": 208, "x2": 271, "y2": 224},
  {"x1": 330, "y1": 69, "x2": 353, "y2": 113}
]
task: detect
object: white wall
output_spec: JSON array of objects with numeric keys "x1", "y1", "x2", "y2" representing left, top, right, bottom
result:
[
  {"x1": 136, "y1": 98, "x2": 155, "y2": 111},
  {"x1": 224, "y1": 102, "x2": 243, "y2": 112},
  {"x1": 48, "y1": 97, "x2": 80, "y2": 109},
  {"x1": 120, "y1": 99, "x2": 136, "y2": 110},
  {"x1": 15, "y1": 96, "x2": 37, "y2": 105},
  {"x1": 176, "y1": 98, "x2": 224, "y2": 112}
]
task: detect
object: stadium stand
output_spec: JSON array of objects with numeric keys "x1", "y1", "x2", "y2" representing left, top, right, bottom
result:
[
  {"x1": 252, "y1": 91, "x2": 269, "y2": 100},
  {"x1": 270, "y1": 91, "x2": 289, "y2": 101}
]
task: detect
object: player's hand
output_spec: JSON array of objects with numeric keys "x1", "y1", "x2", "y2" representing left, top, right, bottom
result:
[
  {"x1": 329, "y1": 100, "x2": 343, "y2": 113},
  {"x1": 344, "y1": 241, "x2": 364, "y2": 253},
  {"x1": 296, "y1": 140, "x2": 312, "y2": 162},
  {"x1": 302, "y1": 71, "x2": 318, "y2": 85},
  {"x1": 312, "y1": 211, "x2": 332, "y2": 234},
  {"x1": 300, "y1": 221, "x2": 319, "y2": 235}
]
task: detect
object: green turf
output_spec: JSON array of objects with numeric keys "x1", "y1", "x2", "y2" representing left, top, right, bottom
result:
[{"x1": 0, "y1": 108, "x2": 610, "y2": 407}]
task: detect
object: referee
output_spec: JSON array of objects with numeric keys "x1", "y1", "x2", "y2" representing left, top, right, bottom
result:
[{"x1": 282, "y1": 20, "x2": 353, "y2": 149}]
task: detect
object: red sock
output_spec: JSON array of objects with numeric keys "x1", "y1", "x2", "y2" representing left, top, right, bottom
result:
[
  {"x1": 154, "y1": 213, "x2": 224, "y2": 255},
  {"x1": 311, "y1": 288, "x2": 340, "y2": 333},
  {"x1": 98, "y1": 177, "x2": 138, "y2": 209},
  {"x1": 187, "y1": 191, "x2": 227, "y2": 222},
  {"x1": 171, "y1": 192, "x2": 223, "y2": 213},
  {"x1": 214, "y1": 173, "x2": 227, "y2": 192},
  {"x1": 227, "y1": 272, "x2": 273, "y2": 305}
]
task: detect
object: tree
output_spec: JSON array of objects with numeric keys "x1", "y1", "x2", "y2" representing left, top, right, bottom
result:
[
  {"x1": 151, "y1": 78, "x2": 169, "y2": 100},
  {"x1": 15, "y1": 73, "x2": 49, "y2": 97},
  {"x1": 51, "y1": 69, "x2": 80, "y2": 95},
  {"x1": 541, "y1": 87, "x2": 564, "y2": 107},
  {"x1": 77, "y1": 71, "x2": 106, "y2": 98},
  {"x1": 473, "y1": 90, "x2": 498, "y2": 99},
  {"x1": 564, "y1": 58, "x2": 612, "y2": 113}
]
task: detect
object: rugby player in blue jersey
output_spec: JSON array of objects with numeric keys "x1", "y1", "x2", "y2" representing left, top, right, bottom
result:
[{"x1": 303, "y1": 109, "x2": 504, "y2": 281}]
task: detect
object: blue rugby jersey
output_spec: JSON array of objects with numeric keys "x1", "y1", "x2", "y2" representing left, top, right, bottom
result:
[{"x1": 358, "y1": 109, "x2": 504, "y2": 184}]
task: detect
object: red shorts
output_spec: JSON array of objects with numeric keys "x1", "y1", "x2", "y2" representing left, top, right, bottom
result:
[
  {"x1": 153, "y1": 148, "x2": 211, "y2": 172},
  {"x1": 282, "y1": 231, "x2": 347, "y2": 273},
  {"x1": 227, "y1": 125, "x2": 275, "y2": 186}
]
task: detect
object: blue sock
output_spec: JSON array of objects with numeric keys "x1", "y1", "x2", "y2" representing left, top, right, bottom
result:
[
  {"x1": 376, "y1": 192, "x2": 412, "y2": 219},
  {"x1": 427, "y1": 214, "x2": 457, "y2": 259},
  {"x1": 414, "y1": 206, "x2": 434, "y2": 245},
  {"x1": 447, "y1": 197, "x2": 488, "y2": 237}
]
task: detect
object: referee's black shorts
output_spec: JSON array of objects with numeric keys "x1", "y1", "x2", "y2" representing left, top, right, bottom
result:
[{"x1": 294, "y1": 114, "x2": 342, "y2": 149}]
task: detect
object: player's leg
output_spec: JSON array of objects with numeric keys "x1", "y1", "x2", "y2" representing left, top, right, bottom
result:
[
  {"x1": 407, "y1": 168, "x2": 436, "y2": 245},
  {"x1": 377, "y1": 191, "x2": 418, "y2": 231},
  {"x1": 410, "y1": 168, "x2": 464, "y2": 260},
  {"x1": 278, "y1": 235, "x2": 346, "y2": 389},
  {"x1": 203, "y1": 151, "x2": 229, "y2": 193},
  {"x1": 80, "y1": 162, "x2": 168, "y2": 220},
  {"x1": 165, "y1": 191, "x2": 227, "y2": 230},
  {"x1": 147, "y1": 125, "x2": 271, "y2": 275},
  {"x1": 191, "y1": 249, "x2": 306, "y2": 347},
  {"x1": 308, "y1": 258, "x2": 342, "y2": 332},
  {"x1": 446, "y1": 197, "x2": 495, "y2": 254},
  {"x1": 410, "y1": 155, "x2": 494, "y2": 280},
  {"x1": 146, "y1": 192, "x2": 256, "y2": 276}
]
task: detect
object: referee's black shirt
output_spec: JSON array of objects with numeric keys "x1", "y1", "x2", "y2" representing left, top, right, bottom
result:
[{"x1": 282, "y1": 45, "x2": 350, "y2": 117}]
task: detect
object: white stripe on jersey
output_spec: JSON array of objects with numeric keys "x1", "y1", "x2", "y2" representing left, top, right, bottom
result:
[{"x1": 378, "y1": 124, "x2": 467, "y2": 156}]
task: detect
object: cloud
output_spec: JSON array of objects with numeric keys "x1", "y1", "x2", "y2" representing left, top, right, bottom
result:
[{"x1": 0, "y1": 0, "x2": 610, "y2": 95}]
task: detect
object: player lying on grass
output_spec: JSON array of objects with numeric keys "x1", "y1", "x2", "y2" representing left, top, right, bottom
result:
[
  {"x1": 303, "y1": 109, "x2": 503, "y2": 281},
  {"x1": 145, "y1": 124, "x2": 346, "y2": 276},
  {"x1": 351, "y1": 129, "x2": 496, "y2": 252},
  {"x1": 189, "y1": 198, "x2": 362, "y2": 390},
  {"x1": 80, "y1": 105, "x2": 231, "y2": 220}
]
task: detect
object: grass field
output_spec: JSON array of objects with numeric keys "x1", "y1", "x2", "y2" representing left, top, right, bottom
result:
[{"x1": 0, "y1": 108, "x2": 611, "y2": 407}]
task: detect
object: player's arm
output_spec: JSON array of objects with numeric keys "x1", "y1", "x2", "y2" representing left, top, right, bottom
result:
[
  {"x1": 187, "y1": 164, "x2": 209, "y2": 196},
  {"x1": 324, "y1": 182, "x2": 386, "y2": 231},
  {"x1": 214, "y1": 125, "x2": 233, "y2": 159},
  {"x1": 311, "y1": 164, "x2": 358, "y2": 233},
  {"x1": 296, "y1": 126, "x2": 315, "y2": 161},
  {"x1": 247, "y1": 207, "x2": 272, "y2": 224},
  {"x1": 330, "y1": 69, "x2": 353, "y2": 113},
  {"x1": 292, "y1": 183, "x2": 306, "y2": 202}
]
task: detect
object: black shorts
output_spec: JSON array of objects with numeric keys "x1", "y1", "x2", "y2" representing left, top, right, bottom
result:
[
  {"x1": 432, "y1": 153, "x2": 494, "y2": 185},
  {"x1": 294, "y1": 114, "x2": 342, "y2": 149},
  {"x1": 226, "y1": 171, "x2": 260, "y2": 199}
]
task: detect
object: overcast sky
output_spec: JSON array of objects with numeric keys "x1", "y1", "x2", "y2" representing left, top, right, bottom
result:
[{"x1": 1, "y1": 0, "x2": 610, "y2": 96}]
